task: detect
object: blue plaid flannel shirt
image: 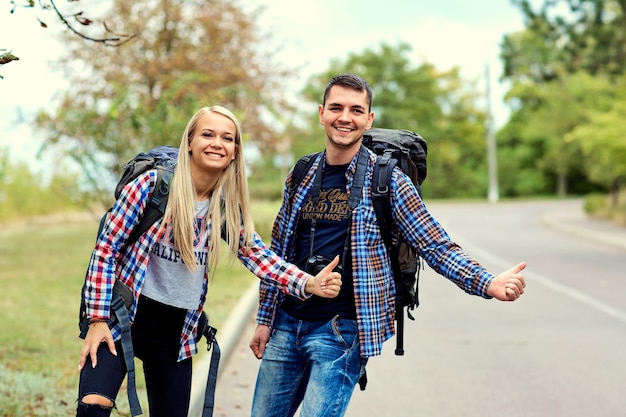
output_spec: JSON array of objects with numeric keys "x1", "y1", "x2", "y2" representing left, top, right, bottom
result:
[{"x1": 256, "y1": 148, "x2": 495, "y2": 358}]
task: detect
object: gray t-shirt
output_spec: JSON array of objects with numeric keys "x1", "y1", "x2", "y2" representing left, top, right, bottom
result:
[{"x1": 142, "y1": 199, "x2": 211, "y2": 309}]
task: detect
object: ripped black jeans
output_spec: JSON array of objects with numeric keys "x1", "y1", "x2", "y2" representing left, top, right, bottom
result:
[{"x1": 76, "y1": 296, "x2": 192, "y2": 417}]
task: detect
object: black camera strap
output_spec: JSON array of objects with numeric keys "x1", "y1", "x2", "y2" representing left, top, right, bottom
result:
[{"x1": 307, "y1": 151, "x2": 325, "y2": 259}]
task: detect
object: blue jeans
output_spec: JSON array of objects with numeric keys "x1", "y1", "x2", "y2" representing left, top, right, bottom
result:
[
  {"x1": 76, "y1": 296, "x2": 192, "y2": 417},
  {"x1": 251, "y1": 309, "x2": 366, "y2": 417}
]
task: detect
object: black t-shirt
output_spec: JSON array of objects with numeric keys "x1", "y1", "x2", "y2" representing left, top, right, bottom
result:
[{"x1": 282, "y1": 162, "x2": 356, "y2": 321}]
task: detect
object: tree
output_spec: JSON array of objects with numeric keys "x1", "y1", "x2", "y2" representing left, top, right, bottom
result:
[
  {"x1": 504, "y1": 0, "x2": 626, "y2": 81},
  {"x1": 500, "y1": 16, "x2": 564, "y2": 84},
  {"x1": 497, "y1": 0, "x2": 626, "y2": 196},
  {"x1": 499, "y1": 72, "x2": 616, "y2": 196},
  {"x1": 566, "y1": 99, "x2": 626, "y2": 207},
  {"x1": 288, "y1": 42, "x2": 489, "y2": 199},
  {"x1": 34, "y1": 0, "x2": 293, "y2": 204}
]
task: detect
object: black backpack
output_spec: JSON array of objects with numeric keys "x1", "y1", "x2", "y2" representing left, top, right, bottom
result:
[
  {"x1": 363, "y1": 128, "x2": 427, "y2": 356},
  {"x1": 290, "y1": 128, "x2": 428, "y2": 357},
  {"x1": 79, "y1": 146, "x2": 178, "y2": 338},
  {"x1": 78, "y1": 146, "x2": 220, "y2": 417}
]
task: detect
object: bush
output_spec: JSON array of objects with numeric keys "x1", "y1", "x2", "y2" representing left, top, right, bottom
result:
[
  {"x1": 0, "y1": 152, "x2": 83, "y2": 222},
  {"x1": 583, "y1": 193, "x2": 607, "y2": 215},
  {"x1": 584, "y1": 191, "x2": 626, "y2": 226}
]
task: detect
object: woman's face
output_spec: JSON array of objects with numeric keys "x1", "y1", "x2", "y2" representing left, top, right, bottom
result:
[{"x1": 188, "y1": 111, "x2": 237, "y2": 175}]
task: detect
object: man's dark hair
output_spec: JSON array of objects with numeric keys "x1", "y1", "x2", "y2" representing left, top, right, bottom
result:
[{"x1": 323, "y1": 73, "x2": 373, "y2": 111}]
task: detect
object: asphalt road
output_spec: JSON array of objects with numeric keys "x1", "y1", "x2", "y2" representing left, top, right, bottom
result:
[{"x1": 206, "y1": 199, "x2": 626, "y2": 417}]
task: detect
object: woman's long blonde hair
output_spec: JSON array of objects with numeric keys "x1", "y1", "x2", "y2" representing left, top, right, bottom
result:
[{"x1": 162, "y1": 105, "x2": 255, "y2": 275}]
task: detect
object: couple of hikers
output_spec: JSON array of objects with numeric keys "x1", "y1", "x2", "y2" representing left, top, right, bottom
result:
[{"x1": 77, "y1": 73, "x2": 526, "y2": 417}]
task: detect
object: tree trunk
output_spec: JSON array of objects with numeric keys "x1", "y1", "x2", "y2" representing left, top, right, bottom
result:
[
  {"x1": 610, "y1": 178, "x2": 622, "y2": 208},
  {"x1": 557, "y1": 173, "x2": 568, "y2": 197}
]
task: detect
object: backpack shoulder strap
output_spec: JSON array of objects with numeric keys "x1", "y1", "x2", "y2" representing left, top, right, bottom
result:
[
  {"x1": 372, "y1": 151, "x2": 397, "y2": 251},
  {"x1": 348, "y1": 146, "x2": 370, "y2": 210},
  {"x1": 288, "y1": 152, "x2": 320, "y2": 204},
  {"x1": 201, "y1": 323, "x2": 220, "y2": 417},
  {"x1": 127, "y1": 167, "x2": 173, "y2": 245},
  {"x1": 110, "y1": 293, "x2": 143, "y2": 415}
]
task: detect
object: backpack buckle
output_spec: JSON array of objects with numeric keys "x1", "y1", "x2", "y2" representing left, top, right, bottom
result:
[{"x1": 204, "y1": 325, "x2": 218, "y2": 352}]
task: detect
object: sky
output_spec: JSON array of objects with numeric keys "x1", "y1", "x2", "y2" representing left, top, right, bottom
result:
[{"x1": 0, "y1": 0, "x2": 529, "y2": 174}]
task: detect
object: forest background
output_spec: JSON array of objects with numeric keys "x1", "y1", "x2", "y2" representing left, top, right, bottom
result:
[{"x1": 1, "y1": 0, "x2": 625, "y2": 221}]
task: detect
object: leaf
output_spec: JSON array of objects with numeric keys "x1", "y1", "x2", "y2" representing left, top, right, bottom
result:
[
  {"x1": 0, "y1": 53, "x2": 20, "y2": 65},
  {"x1": 76, "y1": 16, "x2": 93, "y2": 26},
  {"x1": 74, "y1": 12, "x2": 93, "y2": 26}
]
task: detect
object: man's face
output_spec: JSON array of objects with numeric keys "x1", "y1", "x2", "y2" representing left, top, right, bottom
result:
[{"x1": 318, "y1": 85, "x2": 374, "y2": 150}]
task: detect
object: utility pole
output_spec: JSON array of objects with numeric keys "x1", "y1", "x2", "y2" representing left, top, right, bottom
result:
[{"x1": 485, "y1": 63, "x2": 499, "y2": 203}]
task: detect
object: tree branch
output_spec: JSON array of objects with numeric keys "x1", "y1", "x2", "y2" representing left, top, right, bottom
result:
[{"x1": 48, "y1": 0, "x2": 136, "y2": 46}]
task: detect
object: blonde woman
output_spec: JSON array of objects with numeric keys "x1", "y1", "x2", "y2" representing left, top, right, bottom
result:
[{"x1": 76, "y1": 106, "x2": 341, "y2": 417}]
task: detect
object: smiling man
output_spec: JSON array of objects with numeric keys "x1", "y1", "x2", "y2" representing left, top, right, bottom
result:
[{"x1": 249, "y1": 73, "x2": 527, "y2": 417}]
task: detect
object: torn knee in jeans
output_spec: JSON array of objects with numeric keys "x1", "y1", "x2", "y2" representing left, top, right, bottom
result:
[
  {"x1": 77, "y1": 403, "x2": 113, "y2": 417},
  {"x1": 77, "y1": 395, "x2": 116, "y2": 417},
  {"x1": 79, "y1": 393, "x2": 115, "y2": 409}
]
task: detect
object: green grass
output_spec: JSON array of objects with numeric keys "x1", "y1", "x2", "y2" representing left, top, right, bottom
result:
[{"x1": 0, "y1": 200, "x2": 281, "y2": 416}]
